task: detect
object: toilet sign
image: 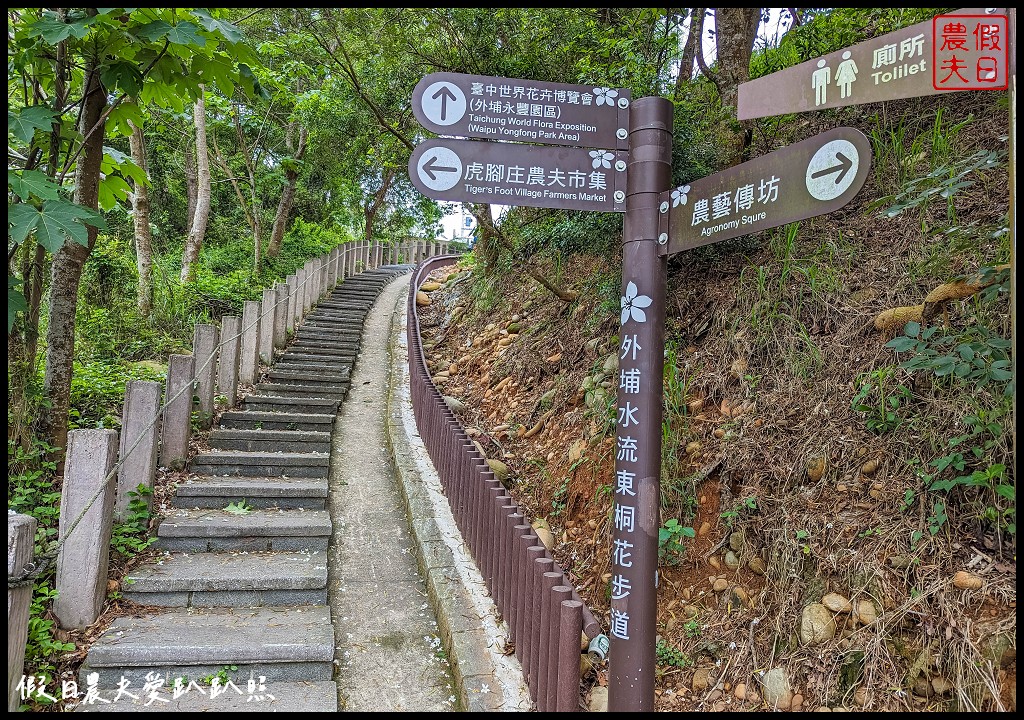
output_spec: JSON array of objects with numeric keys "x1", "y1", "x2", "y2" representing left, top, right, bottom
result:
[
  {"x1": 659, "y1": 127, "x2": 871, "y2": 255},
  {"x1": 738, "y1": 7, "x2": 1008, "y2": 119}
]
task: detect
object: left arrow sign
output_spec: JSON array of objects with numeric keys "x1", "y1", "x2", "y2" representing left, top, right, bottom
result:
[
  {"x1": 415, "y1": 146, "x2": 463, "y2": 192},
  {"x1": 421, "y1": 155, "x2": 458, "y2": 182}
]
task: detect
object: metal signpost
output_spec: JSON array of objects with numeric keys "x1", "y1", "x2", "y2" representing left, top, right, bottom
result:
[
  {"x1": 407, "y1": 9, "x2": 1014, "y2": 705},
  {"x1": 738, "y1": 7, "x2": 1008, "y2": 120}
]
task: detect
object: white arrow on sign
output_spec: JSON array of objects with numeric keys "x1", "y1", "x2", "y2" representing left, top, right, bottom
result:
[
  {"x1": 420, "y1": 81, "x2": 466, "y2": 127},
  {"x1": 805, "y1": 139, "x2": 860, "y2": 201},
  {"x1": 415, "y1": 146, "x2": 462, "y2": 192}
]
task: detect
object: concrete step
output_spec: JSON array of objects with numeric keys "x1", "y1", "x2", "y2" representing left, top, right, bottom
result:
[
  {"x1": 287, "y1": 341, "x2": 361, "y2": 354},
  {"x1": 80, "y1": 606, "x2": 334, "y2": 685},
  {"x1": 294, "y1": 331, "x2": 362, "y2": 343},
  {"x1": 282, "y1": 348, "x2": 357, "y2": 361},
  {"x1": 208, "y1": 428, "x2": 331, "y2": 453},
  {"x1": 189, "y1": 450, "x2": 330, "y2": 478},
  {"x1": 242, "y1": 395, "x2": 339, "y2": 414},
  {"x1": 254, "y1": 383, "x2": 348, "y2": 400},
  {"x1": 156, "y1": 508, "x2": 331, "y2": 552},
  {"x1": 123, "y1": 550, "x2": 328, "y2": 607},
  {"x1": 273, "y1": 360, "x2": 353, "y2": 373},
  {"x1": 173, "y1": 476, "x2": 327, "y2": 510},
  {"x1": 266, "y1": 370, "x2": 350, "y2": 385},
  {"x1": 218, "y1": 410, "x2": 334, "y2": 431},
  {"x1": 75, "y1": 680, "x2": 338, "y2": 712}
]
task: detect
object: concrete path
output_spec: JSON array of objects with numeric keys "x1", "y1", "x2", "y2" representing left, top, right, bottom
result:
[{"x1": 329, "y1": 275, "x2": 457, "y2": 711}]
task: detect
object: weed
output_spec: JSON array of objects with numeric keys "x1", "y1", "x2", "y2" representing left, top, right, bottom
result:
[
  {"x1": 683, "y1": 617, "x2": 702, "y2": 639},
  {"x1": 224, "y1": 499, "x2": 254, "y2": 515},
  {"x1": 655, "y1": 639, "x2": 692, "y2": 671},
  {"x1": 111, "y1": 485, "x2": 156, "y2": 559},
  {"x1": 851, "y1": 367, "x2": 913, "y2": 434},
  {"x1": 658, "y1": 518, "x2": 695, "y2": 564}
]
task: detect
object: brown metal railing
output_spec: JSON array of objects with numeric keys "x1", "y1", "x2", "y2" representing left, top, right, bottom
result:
[{"x1": 407, "y1": 256, "x2": 602, "y2": 711}]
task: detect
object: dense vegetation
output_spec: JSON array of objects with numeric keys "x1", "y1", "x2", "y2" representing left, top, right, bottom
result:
[{"x1": 8, "y1": 7, "x2": 1014, "y2": 712}]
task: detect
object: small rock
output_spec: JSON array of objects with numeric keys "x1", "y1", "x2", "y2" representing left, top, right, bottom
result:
[
  {"x1": 734, "y1": 683, "x2": 748, "y2": 700},
  {"x1": 698, "y1": 521, "x2": 712, "y2": 537},
  {"x1": 547, "y1": 352, "x2": 562, "y2": 362},
  {"x1": 681, "y1": 604, "x2": 698, "y2": 619},
  {"x1": 568, "y1": 440, "x2": 586, "y2": 464},
  {"x1": 930, "y1": 675, "x2": 952, "y2": 696},
  {"x1": 724, "y1": 550, "x2": 741, "y2": 570},
  {"x1": 836, "y1": 483, "x2": 848, "y2": 492},
  {"x1": 506, "y1": 322, "x2": 521, "y2": 334},
  {"x1": 868, "y1": 488, "x2": 882, "y2": 499},
  {"x1": 953, "y1": 570, "x2": 983, "y2": 589},
  {"x1": 822, "y1": 592, "x2": 852, "y2": 613},
  {"x1": 806, "y1": 455, "x2": 827, "y2": 482},
  {"x1": 912, "y1": 677, "x2": 933, "y2": 698},
  {"x1": 760, "y1": 667, "x2": 792, "y2": 709},
  {"x1": 730, "y1": 357, "x2": 748, "y2": 379},
  {"x1": 708, "y1": 555, "x2": 721, "y2": 569},
  {"x1": 106, "y1": 579, "x2": 119, "y2": 594},
  {"x1": 853, "y1": 599, "x2": 878, "y2": 626},
  {"x1": 713, "y1": 578, "x2": 729, "y2": 592},
  {"x1": 747, "y1": 556, "x2": 766, "y2": 575},
  {"x1": 420, "y1": 281, "x2": 441, "y2": 292},
  {"x1": 708, "y1": 689, "x2": 722, "y2": 701},
  {"x1": 888, "y1": 555, "x2": 913, "y2": 569},
  {"x1": 692, "y1": 668, "x2": 712, "y2": 692},
  {"x1": 602, "y1": 353, "x2": 619, "y2": 374},
  {"x1": 588, "y1": 686, "x2": 608, "y2": 712},
  {"x1": 585, "y1": 338, "x2": 601, "y2": 352},
  {"x1": 686, "y1": 441, "x2": 702, "y2": 455},
  {"x1": 728, "y1": 531, "x2": 745, "y2": 552},
  {"x1": 540, "y1": 389, "x2": 556, "y2": 405},
  {"x1": 486, "y1": 459, "x2": 510, "y2": 483},
  {"x1": 853, "y1": 687, "x2": 868, "y2": 706},
  {"x1": 442, "y1": 395, "x2": 467, "y2": 413},
  {"x1": 416, "y1": 291, "x2": 431, "y2": 306},
  {"x1": 800, "y1": 602, "x2": 837, "y2": 645},
  {"x1": 731, "y1": 586, "x2": 750, "y2": 607},
  {"x1": 713, "y1": 428, "x2": 726, "y2": 439},
  {"x1": 792, "y1": 693, "x2": 804, "y2": 709},
  {"x1": 534, "y1": 526, "x2": 555, "y2": 550},
  {"x1": 817, "y1": 707, "x2": 832, "y2": 712},
  {"x1": 860, "y1": 459, "x2": 879, "y2": 475},
  {"x1": 712, "y1": 701, "x2": 726, "y2": 712}
]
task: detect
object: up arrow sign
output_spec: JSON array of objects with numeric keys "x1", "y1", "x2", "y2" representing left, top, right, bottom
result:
[{"x1": 431, "y1": 85, "x2": 459, "y2": 123}]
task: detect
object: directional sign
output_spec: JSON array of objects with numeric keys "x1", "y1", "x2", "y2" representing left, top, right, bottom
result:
[
  {"x1": 412, "y1": 72, "x2": 630, "y2": 150},
  {"x1": 410, "y1": 138, "x2": 627, "y2": 212},
  {"x1": 659, "y1": 127, "x2": 871, "y2": 255},
  {"x1": 738, "y1": 8, "x2": 1008, "y2": 120}
]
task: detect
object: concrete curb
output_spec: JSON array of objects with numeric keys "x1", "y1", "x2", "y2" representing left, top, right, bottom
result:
[{"x1": 384, "y1": 286, "x2": 532, "y2": 713}]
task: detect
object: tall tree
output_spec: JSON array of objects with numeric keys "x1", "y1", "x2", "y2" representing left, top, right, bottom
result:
[
  {"x1": 128, "y1": 119, "x2": 155, "y2": 316},
  {"x1": 694, "y1": 7, "x2": 761, "y2": 166},
  {"x1": 267, "y1": 123, "x2": 308, "y2": 257},
  {"x1": 180, "y1": 91, "x2": 211, "y2": 283}
]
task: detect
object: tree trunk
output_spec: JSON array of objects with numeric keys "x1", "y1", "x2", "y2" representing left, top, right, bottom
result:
[
  {"x1": 180, "y1": 91, "x2": 210, "y2": 283},
  {"x1": 184, "y1": 138, "x2": 198, "y2": 235},
  {"x1": 129, "y1": 120, "x2": 154, "y2": 316},
  {"x1": 708, "y1": 7, "x2": 760, "y2": 166},
  {"x1": 467, "y1": 203, "x2": 500, "y2": 275},
  {"x1": 674, "y1": 8, "x2": 704, "y2": 100},
  {"x1": 267, "y1": 126, "x2": 308, "y2": 258},
  {"x1": 363, "y1": 168, "x2": 395, "y2": 243},
  {"x1": 40, "y1": 62, "x2": 107, "y2": 456}
]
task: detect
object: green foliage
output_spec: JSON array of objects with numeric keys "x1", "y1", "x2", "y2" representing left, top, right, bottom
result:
[
  {"x1": 876, "y1": 149, "x2": 1004, "y2": 221},
  {"x1": 111, "y1": 485, "x2": 157, "y2": 560},
  {"x1": 885, "y1": 275, "x2": 1013, "y2": 397},
  {"x1": 224, "y1": 499, "x2": 255, "y2": 515},
  {"x1": 658, "y1": 518, "x2": 695, "y2": 564},
  {"x1": 656, "y1": 639, "x2": 692, "y2": 670},
  {"x1": 68, "y1": 359, "x2": 166, "y2": 430},
  {"x1": 25, "y1": 584, "x2": 77, "y2": 678},
  {"x1": 851, "y1": 367, "x2": 913, "y2": 434}
]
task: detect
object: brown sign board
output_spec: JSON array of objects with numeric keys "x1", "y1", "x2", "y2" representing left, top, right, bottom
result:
[
  {"x1": 409, "y1": 138, "x2": 627, "y2": 212},
  {"x1": 412, "y1": 72, "x2": 630, "y2": 150},
  {"x1": 738, "y1": 8, "x2": 1008, "y2": 120},
  {"x1": 660, "y1": 127, "x2": 871, "y2": 254}
]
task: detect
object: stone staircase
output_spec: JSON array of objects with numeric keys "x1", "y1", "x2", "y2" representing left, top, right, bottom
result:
[{"x1": 78, "y1": 267, "x2": 409, "y2": 711}]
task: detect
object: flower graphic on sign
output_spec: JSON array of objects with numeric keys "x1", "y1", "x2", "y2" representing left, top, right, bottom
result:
[
  {"x1": 593, "y1": 87, "x2": 619, "y2": 106},
  {"x1": 589, "y1": 149, "x2": 614, "y2": 169},
  {"x1": 620, "y1": 281, "x2": 652, "y2": 324},
  {"x1": 671, "y1": 185, "x2": 691, "y2": 207}
]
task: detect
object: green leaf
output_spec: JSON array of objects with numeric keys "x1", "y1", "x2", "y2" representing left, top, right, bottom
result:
[
  {"x1": 903, "y1": 321, "x2": 921, "y2": 337},
  {"x1": 32, "y1": 200, "x2": 107, "y2": 253},
  {"x1": 8, "y1": 277, "x2": 29, "y2": 333},
  {"x1": 192, "y1": 9, "x2": 244, "y2": 44},
  {"x1": 100, "y1": 61, "x2": 144, "y2": 97},
  {"x1": 25, "y1": 15, "x2": 92, "y2": 44},
  {"x1": 98, "y1": 175, "x2": 133, "y2": 211},
  {"x1": 8, "y1": 106, "x2": 57, "y2": 143},
  {"x1": 885, "y1": 336, "x2": 918, "y2": 352},
  {"x1": 8, "y1": 203, "x2": 41, "y2": 245},
  {"x1": 8, "y1": 170, "x2": 61, "y2": 201},
  {"x1": 137, "y1": 19, "x2": 206, "y2": 47},
  {"x1": 957, "y1": 344, "x2": 975, "y2": 361}
]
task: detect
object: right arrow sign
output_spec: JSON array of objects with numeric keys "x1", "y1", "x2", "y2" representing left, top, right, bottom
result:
[{"x1": 660, "y1": 127, "x2": 872, "y2": 256}]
